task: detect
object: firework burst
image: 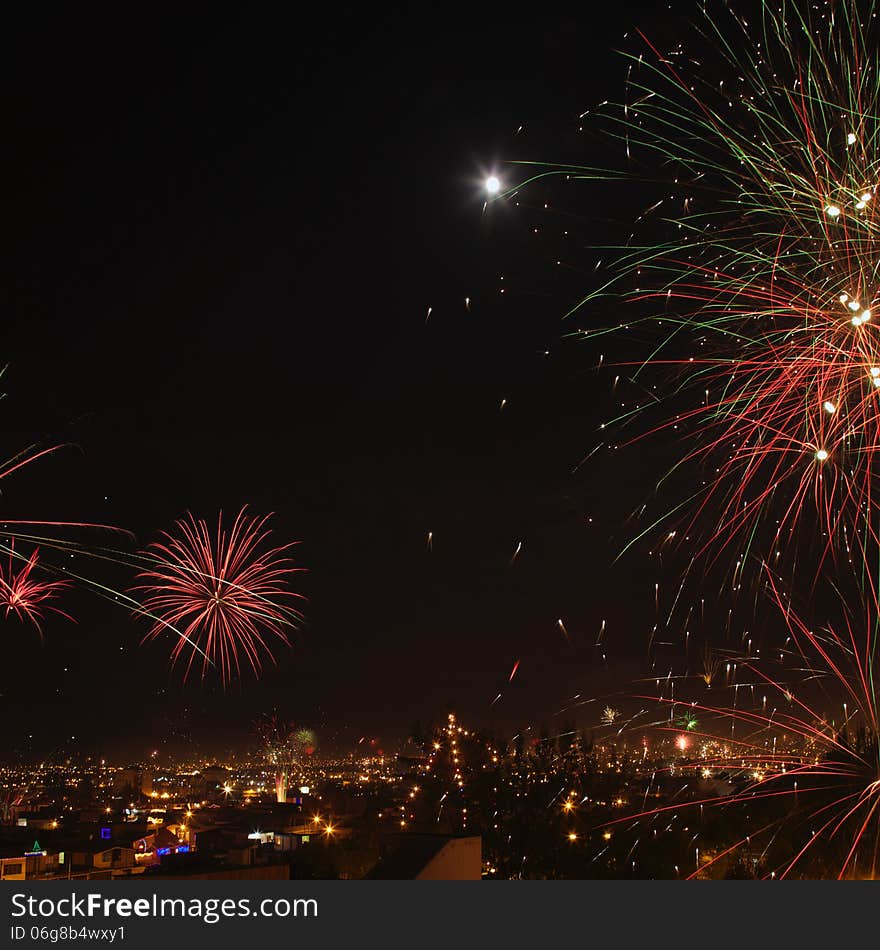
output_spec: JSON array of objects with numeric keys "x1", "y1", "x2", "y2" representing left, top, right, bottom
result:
[
  {"x1": 134, "y1": 507, "x2": 304, "y2": 686},
  {"x1": 255, "y1": 714, "x2": 310, "y2": 802},
  {"x1": 0, "y1": 366, "x2": 136, "y2": 634},
  {"x1": 701, "y1": 645, "x2": 722, "y2": 687},
  {"x1": 505, "y1": 0, "x2": 880, "y2": 569},
  {"x1": 499, "y1": 0, "x2": 880, "y2": 878},
  {"x1": 610, "y1": 568, "x2": 880, "y2": 879},
  {"x1": 0, "y1": 543, "x2": 73, "y2": 638}
]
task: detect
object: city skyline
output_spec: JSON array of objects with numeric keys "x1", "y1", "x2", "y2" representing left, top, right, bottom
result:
[{"x1": 6, "y1": 0, "x2": 880, "y2": 880}]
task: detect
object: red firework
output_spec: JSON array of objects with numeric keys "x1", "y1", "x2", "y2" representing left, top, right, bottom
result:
[
  {"x1": 608, "y1": 566, "x2": 880, "y2": 879},
  {"x1": 0, "y1": 544, "x2": 73, "y2": 638},
  {"x1": 134, "y1": 507, "x2": 304, "y2": 686},
  {"x1": 543, "y1": 5, "x2": 880, "y2": 573},
  {"x1": 620, "y1": 266, "x2": 880, "y2": 569}
]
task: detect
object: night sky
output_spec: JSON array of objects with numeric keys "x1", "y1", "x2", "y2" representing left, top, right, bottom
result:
[{"x1": 3, "y1": 4, "x2": 676, "y2": 759}]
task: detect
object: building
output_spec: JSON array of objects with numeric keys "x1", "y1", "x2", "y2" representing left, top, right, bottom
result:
[
  {"x1": 132, "y1": 826, "x2": 189, "y2": 865},
  {"x1": 112, "y1": 769, "x2": 152, "y2": 799},
  {"x1": 0, "y1": 841, "x2": 63, "y2": 880},
  {"x1": 200, "y1": 766, "x2": 230, "y2": 797},
  {"x1": 0, "y1": 856, "x2": 26, "y2": 880},
  {"x1": 71, "y1": 845, "x2": 138, "y2": 876},
  {"x1": 366, "y1": 834, "x2": 481, "y2": 880}
]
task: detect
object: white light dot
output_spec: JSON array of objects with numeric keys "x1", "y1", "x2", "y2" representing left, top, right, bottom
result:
[
  {"x1": 826, "y1": 204, "x2": 841, "y2": 217},
  {"x1": 816, "y1": 449, "x2": 829, "y2": 461},
  {"x1": 823, "y1": 401, "x2": 836, "y2": 413},
  {"x1": 485, "y1": 176, "x2": 501, "y2": 195}
]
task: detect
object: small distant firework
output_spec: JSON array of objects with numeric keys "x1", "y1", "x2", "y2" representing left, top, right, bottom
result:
[
  {"x1": 255, "y1": 714, "x2": 306, "y2": 803},
  {"x1": 601, "y1": 705, "x2": 620, "y2": 727},
  {"x1": 701, "y1": 647, "x2": 722, "y2": 688},
  {"x1": 295, "y1": 727, "x2": 317, "y2": 755},
  {"x1": 677, "y1": 712, "x2": 699, "y2": 732},
  {"x1": 0, "y1": 544, "x2": 73, "y2": 638},
  {"x1": 256, "y1": 716, "x2": 315, "y2": 799},
  {"x1": 557, "y1": 618, "x2": 571, "y2": 645},
  {"x1": 134, "y1": 507, "x2": 304, "y2": 686}
]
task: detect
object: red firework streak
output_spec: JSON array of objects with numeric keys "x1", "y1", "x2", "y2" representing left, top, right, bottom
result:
[
  {"x1": 0, "y1": 543, "x2": 73, "y2": 638},
  {"x1": 526, "y1": 0, "x2": 880, "y2": 881},
  {"x1": 134, "y1": 507, "x2": 305, "y2": 686},
  {"x1": 561, "y1": 7, "x2": 880, "y2": 572},
  {"x1": 621, "y1": 262, "x2": 880, "y2": 569},
  {"x1": 604, "y1": 567, "x2": 880, "y2": 879}
]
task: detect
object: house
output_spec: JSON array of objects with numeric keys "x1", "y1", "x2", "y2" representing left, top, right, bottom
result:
[
  {"x1": 71, "y1": 845, "x2": 138, "y2": 876},
  {"x1": 0, "y1": 856, "x2": 26, "y2": 880},
  {"x1": 0, "y1": 841, "x2": 63, "y2": 880},
  {"x1": 132, "y1": 826, "x2": 188, "y2": 865},
  {"x1": 366, "y1": 834, "x2": 481, "y2": 880}
]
